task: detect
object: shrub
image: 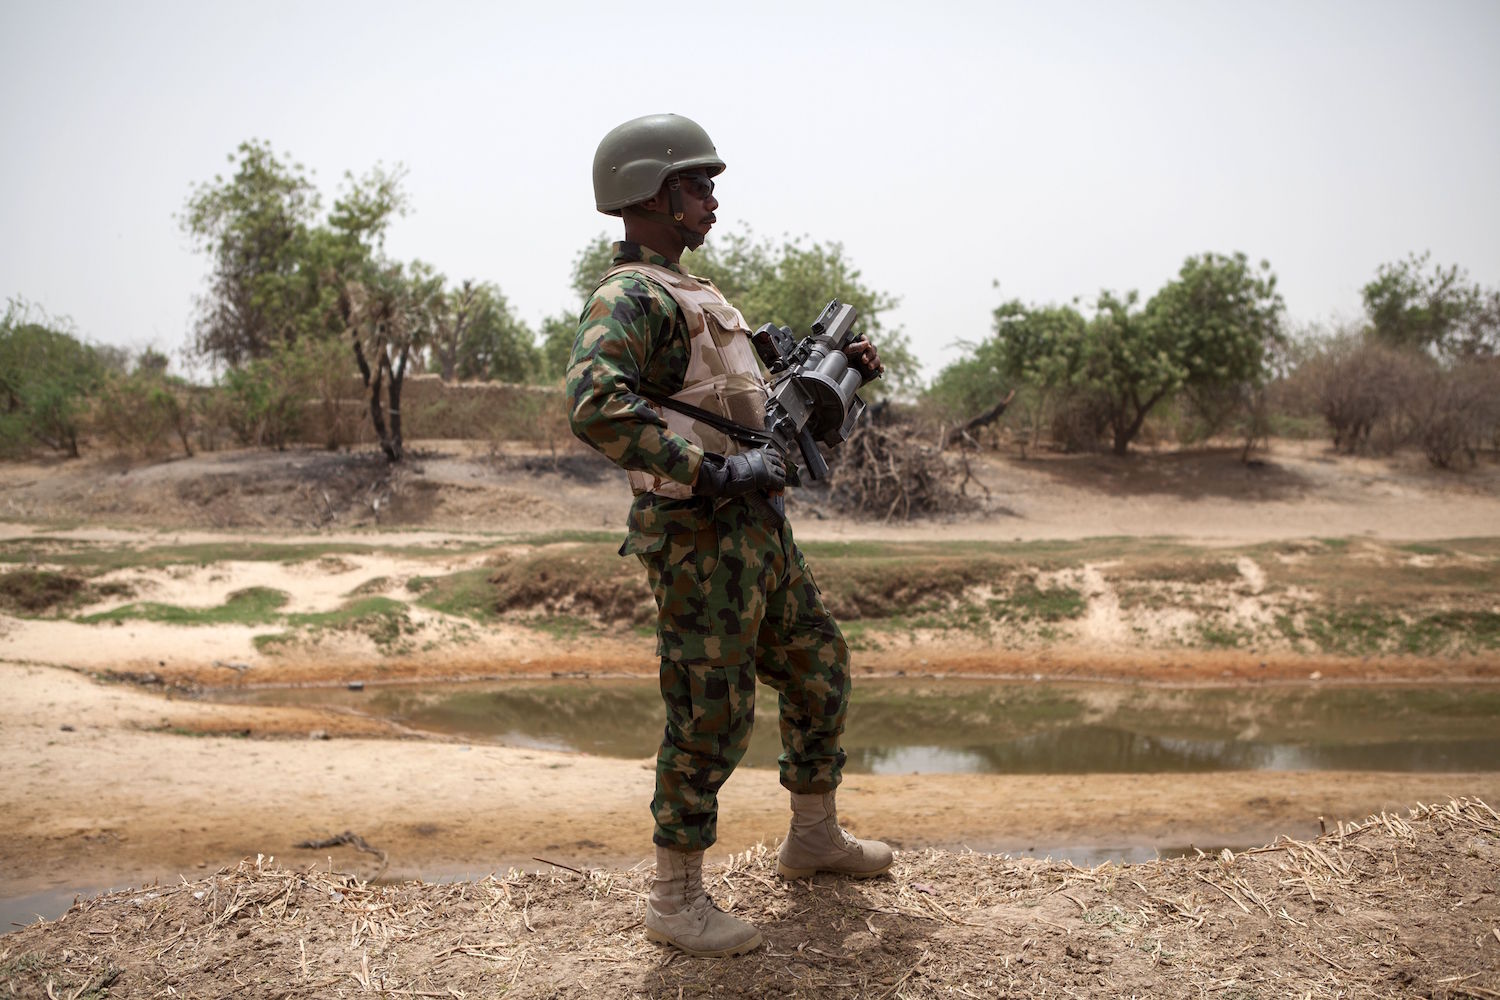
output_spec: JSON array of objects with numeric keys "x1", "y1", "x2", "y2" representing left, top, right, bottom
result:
[
  {"x1": 1298, "y1": 331, "x2": 1429, "y2": 454},
  {"x1": 0, "y1": 299, "x2": 105, "y2": 458},
  {"x1": 485, "y1": 386, "x2": 573, "y2": 461},
  {"x1": 94, "y1": 369, "x2": 194, "y2": 457},
  {"x1": 1412, "y1": 359, "x2": 1500, "y2": 468},
  {"x1": 216, "y1": 336, "x2": 351, "y2": 450}
]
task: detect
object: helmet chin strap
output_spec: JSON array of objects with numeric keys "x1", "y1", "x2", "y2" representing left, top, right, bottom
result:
[
  {"x1": 632, "y1": 180, "x2": 706, "y2": 253},
  {"x1": 666, "y1": 176, "x2": 706, "y2": 251}
]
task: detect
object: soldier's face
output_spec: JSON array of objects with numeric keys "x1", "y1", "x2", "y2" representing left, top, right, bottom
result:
[{"x1": 671, "y1": 171, "x2": 718, "y2": 237}]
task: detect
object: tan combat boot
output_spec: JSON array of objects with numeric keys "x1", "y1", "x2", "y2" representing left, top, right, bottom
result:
[
  {"x1": 777, "y1": 791, "x2": 894, "y2": 879},
  {"x1": 645, "y1": 846, "x2": 764, "y2": 958}
]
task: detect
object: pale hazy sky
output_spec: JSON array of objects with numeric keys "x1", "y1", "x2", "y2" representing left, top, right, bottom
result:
[{"x1": 2, "y1": 0, "x2": 1497, "y2": 380}]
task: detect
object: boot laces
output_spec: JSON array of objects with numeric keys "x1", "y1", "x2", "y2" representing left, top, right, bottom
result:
[{"x1": 682, "y1": 857, "x2": 717, "y2": 917}]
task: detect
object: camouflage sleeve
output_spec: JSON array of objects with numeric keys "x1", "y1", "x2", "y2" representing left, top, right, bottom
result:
[{"x1": 566, "y1": 274, "x2": 704, "y2": 486}]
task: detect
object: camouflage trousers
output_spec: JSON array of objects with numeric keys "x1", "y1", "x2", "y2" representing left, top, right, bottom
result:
[{"x1": 637, "y1": 496, "x2": 850, "y2": 850}]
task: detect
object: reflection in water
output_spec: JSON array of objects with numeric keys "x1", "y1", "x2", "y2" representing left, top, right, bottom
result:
[
  {"x1": 846, "y1": 728, "x2": 1500, "y2": 775},
  {"x1": 218, "y1": 679, "x2": 1500, "y2": 776}
]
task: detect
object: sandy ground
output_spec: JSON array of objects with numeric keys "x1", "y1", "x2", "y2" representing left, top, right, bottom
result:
[{"x1": 3, "y1": 439, "x2": 1499, "y2": 929}]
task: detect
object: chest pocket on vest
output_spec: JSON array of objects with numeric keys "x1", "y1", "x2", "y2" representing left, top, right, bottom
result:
[{"x1": 696, "y1": 303, "x2": 759, "y2": 375}]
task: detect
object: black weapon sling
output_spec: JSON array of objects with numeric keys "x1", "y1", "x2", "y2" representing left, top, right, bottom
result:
[
  {"x1": 628, "y1": 380, "x2": 790, "y2": 524},
  {"x1": 628, "y1": 380, "x2": 776, "y2": 451}
]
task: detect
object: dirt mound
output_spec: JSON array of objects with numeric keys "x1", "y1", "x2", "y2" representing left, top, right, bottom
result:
[
  {"x1": 489, "y1": 548, "x2": 653, "y2": 625},
  {"x1": 3, "y1": 799, "x2": 1495, "y2": 998}
]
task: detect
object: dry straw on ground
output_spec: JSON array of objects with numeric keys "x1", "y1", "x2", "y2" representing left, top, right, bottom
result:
[{"x1": 3, "y1": 798, "x2": 1497, "y2": 998}]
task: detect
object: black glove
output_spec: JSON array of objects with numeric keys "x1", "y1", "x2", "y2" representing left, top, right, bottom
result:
[{"x1": 693, "y1": 449, "x2": 787, "y2": 498}]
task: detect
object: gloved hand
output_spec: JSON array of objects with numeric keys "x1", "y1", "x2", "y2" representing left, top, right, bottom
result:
[{"x1": 693, "y1": 449, "x2": 787, "y2": 498}]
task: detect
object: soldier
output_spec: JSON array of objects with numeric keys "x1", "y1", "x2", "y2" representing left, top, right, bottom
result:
[{"x1": 566, "y1": 113, "x2": 891, "y2": 958}]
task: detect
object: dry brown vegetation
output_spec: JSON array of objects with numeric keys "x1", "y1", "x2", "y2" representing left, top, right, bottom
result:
[{"x1": 3, "y1": 800, "x2": 1497, "y2": 999}]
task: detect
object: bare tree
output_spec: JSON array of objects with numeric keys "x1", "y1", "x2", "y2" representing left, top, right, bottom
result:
[{"x1": 339, "y1": 266, "x2": 441, "y2": 462}]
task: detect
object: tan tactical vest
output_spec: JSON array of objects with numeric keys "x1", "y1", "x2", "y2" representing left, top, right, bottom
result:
[{"x1": 599, "y1": 262, "x2": 770, "y2": 499}]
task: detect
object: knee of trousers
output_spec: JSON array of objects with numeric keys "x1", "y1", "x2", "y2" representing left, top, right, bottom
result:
[{"x1": 773, "y1": 620, "x2": 851, "y2": 730}]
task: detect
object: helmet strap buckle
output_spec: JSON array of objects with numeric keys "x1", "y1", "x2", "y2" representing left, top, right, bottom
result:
[{"x1": 667, "y1": 176, "x2": 686, "y2": 222}]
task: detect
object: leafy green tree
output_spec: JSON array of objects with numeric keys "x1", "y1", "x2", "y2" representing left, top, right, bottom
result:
[
  {"x1": 181, "y1": 140, "x2": 407, "y2": 367},
  {"x1": 1362, "y1": 252, "x2": 1498, "y2": 358},
  {"x1": 934, "y1": 252, "x2": 1283, "y2": 456},
  {"x1": 1080, "y1": 290, "x2": 1188, "y2": 456},
  {"x1": 929, "y1": 299, "x2": 1092, "y2": 449},
  {"x1": 0, "y1": 299, "x2": 106, "y2": 457},
  {"x1": 427, "y1": 280, "x2": 478, "y2": 381},
  {"x1": 185, "y1": 141, "x2": 551, "y2": 456},
  {"x1": 1150, "y1": 253, "x2": 1283, "y2": 393},
  {"x1": 538, "y1": 313, "x2": 579, "y2": 385},
  {"x1": 686, "y1": 231, "x2": 919, "y2": 398},
  {"x1": 181, "y1": 140, "x2": 321, "y2": 366},
  {"x1": 567, "y1": 228, "x2": 920, "y2": 396},
  {"x1": 568, "y1": 234, "x2": 618, "y2": 303},
  {"x1": 428, "y1": 281, "x2": 539, "y2": 383},
  {"x1": 1146, "y1": 252, "x2": 1285, "y2": 442}
]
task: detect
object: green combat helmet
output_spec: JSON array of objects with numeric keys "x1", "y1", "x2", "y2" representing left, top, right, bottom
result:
[{"x1": 592, "y1": 114, "x2": 725, "y2": 216}]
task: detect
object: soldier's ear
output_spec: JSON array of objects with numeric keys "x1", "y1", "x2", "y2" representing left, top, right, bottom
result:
[{"x1": 637, "y1": 182, "x2": 671, "y2": 213}]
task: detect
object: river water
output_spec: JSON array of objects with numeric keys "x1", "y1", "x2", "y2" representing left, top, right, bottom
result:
[{"x1": 218, "y1": 677, "x2": 1500, "y2": 774}]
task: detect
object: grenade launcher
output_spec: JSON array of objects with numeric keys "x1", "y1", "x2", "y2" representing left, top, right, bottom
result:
[{"x1": 751, "y1": 299, "x2": 873, "y2": 483}]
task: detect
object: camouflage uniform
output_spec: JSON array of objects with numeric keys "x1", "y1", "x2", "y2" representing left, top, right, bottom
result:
[{"x1": 567, "y1": 241, "x2": 851, "y2": 851}]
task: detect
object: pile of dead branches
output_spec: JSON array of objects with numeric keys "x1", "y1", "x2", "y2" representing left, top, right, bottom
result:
[{"x1": 826, "y1": 407, "x2": 982, "y2": 521}]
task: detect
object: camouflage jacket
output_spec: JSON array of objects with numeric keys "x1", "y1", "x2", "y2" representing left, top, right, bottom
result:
[{"x1": 567, "y1": 241, "x2": 720, "y2": 551}]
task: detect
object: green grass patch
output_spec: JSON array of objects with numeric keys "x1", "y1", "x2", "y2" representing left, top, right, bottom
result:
[
  {"x1": 525, "y1": 614, "x2": 604, "y2": 641},
  {"x1": 77, "y1": 587, "x2": 289, "y2": 625},
  {"x1": 1198, "y1": 622, "x2": 1254, "y2": 649},
  {"x1": 415, "y1": 567, "x2": 505, "y2": 622},
  {"x1": 797, "y1": 536, "x2": 1182, "y2": 564},
  {"x1": 817, "y1": 556, "x2": 1017, "y2": 620},
  {"x1": 1399, "y1": 610, "x2": 1500, "y2": 654},
  {"x1": 1276, "y1": 606, "x2": 1500, "y2": 656},
  {"x1": 285, "y1": 597, "x2": 416, "y2": 653},
  {"x1": 1113, "y1": 560, "x2": 1242, "y2": 585},
  {"x1": 1001, "y1": 582, "x2": 1087, "y2": 622},
  {"x1": 1399, "y1": 543, "x2": 1449, "y2": 556}
]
